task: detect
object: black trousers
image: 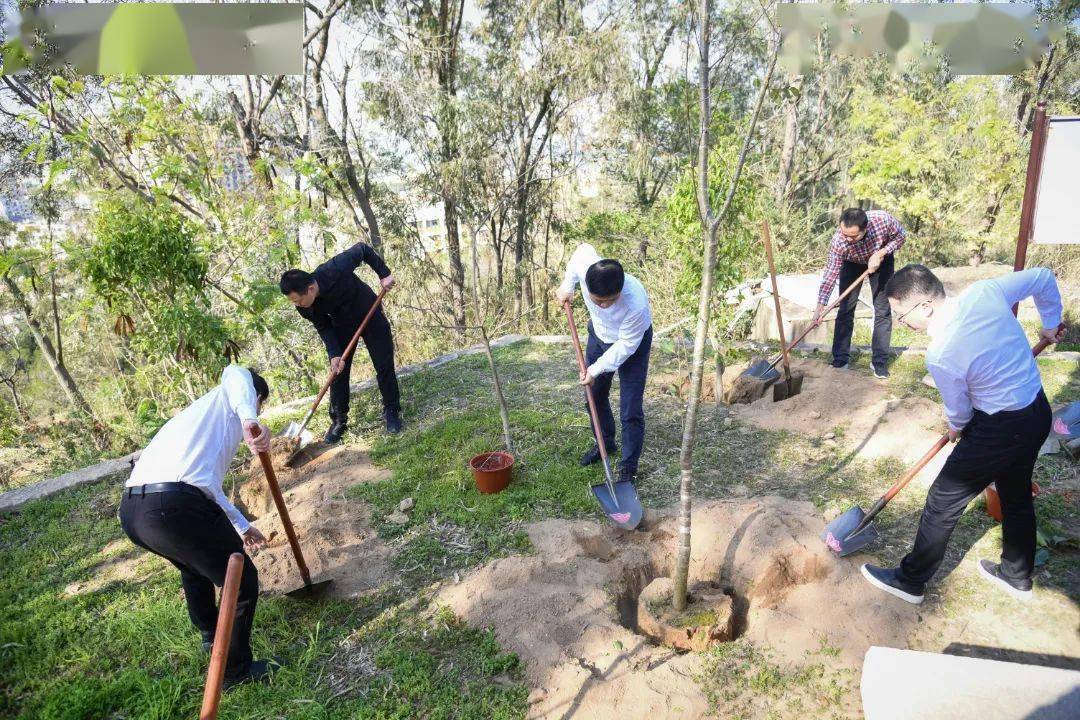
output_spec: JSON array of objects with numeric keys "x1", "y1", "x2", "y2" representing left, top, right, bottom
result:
[
  {"x1": 898, "y1": 391, "x2": 1051, "y2": 587},
  {"x1": 585, "y1": 324, "x2": 653, "y2": 475},
  {"x1": 119, "y1": 488, "x2": 259, "y2": 677},
  {"x1": 831, "y1": 254, "x2": 894, "y2": 367},
  {"x1": 329, "y1": 310, "x2": 401, "y2": 422}
]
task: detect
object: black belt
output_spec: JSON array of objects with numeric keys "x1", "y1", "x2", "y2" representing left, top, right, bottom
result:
[{"x1": 125, "y1": 482, "x2": 207, "y2": 499}]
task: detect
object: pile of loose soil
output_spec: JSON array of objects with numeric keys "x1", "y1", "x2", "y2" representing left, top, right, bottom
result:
[
  {"x1": 434, "y1": 497, "x2": 914, "y2": 719},
  {"x1": 238, "y1": 443, "x2": 395, "y2": 598},
  {"x1": 732, "y1": 358, "x2": 951, "y2": 472}
]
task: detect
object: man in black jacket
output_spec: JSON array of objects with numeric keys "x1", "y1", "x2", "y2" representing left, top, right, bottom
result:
[{"x1": 280, "y1": 242, "x2": 402, "y2": 440}]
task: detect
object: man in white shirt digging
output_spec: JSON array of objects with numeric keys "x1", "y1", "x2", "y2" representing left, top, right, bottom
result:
[
  {"x1": 860, "y1": 265, "x2": 1064, "y2": 604},
  {"x1": 119, "y1": 365, "x2": 280, "y2": 687},
  {"x1": 556, "y1": 244, "x2": 653, "y2": 484}
]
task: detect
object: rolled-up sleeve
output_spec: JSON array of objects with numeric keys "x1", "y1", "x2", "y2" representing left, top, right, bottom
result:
[
  {"x1": 996, "y1": 267, "x2": 1062, "y2": 331},
  {"x1": 927, "y1": 357, "x2": 973, "y2": 431},
  {"x1": 881, "y1": 214, "x2": 906, "y2": 255},
  {"x1": 588, "y1": 310, "x2": 649, "y2": 377}
]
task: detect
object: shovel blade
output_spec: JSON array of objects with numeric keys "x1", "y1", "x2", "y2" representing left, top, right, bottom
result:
[
  {"x1": 283, "y1": 579, "x2": 332, "y2": 600},
  {"x1": 822, "y1": 506, "x2": 880, "y2": 557},
  {"x1": 592, "y1": 481, "x2": 644, "y2": 530},
  {"x1": 772, "y1": 372, "x2": 805, "y2": 402},
  {"x1": 742, "y1": 358, "x2": 781, "y2": 383}
]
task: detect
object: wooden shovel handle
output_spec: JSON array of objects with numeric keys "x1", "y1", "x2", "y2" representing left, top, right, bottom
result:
[
  {"x1": 292, "y1": 286, "x2": 389, "y2": 437},
  {"x1": 199, "y1": 552, "x2": 244, "y2": 720},
  {"x1": 762, "y1": 220, "x2": 793, "y2": 381},
  {"x1": 563, "y1": 302, "x2": 611, "y2": 468},
  {"x1": 257, "y1": 450, "x2": 312, "y2": 586}
]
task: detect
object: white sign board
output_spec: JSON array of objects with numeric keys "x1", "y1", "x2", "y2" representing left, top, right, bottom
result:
[{"x1": 1033, "y1": 117, "x2": 1080, "y2": 245}]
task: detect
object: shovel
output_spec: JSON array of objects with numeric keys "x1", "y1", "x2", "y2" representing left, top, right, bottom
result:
[
  {"x1": 283, "y1": 287, "x2": 388, "y2": 465},
  {"x1": 823, "y1": 330, "x2": 1063, "y2": 556},
  {"x1": 762, "y1": 220, "x2": 802, "y2": 401},
  {"x1": 740, "y1": 266, "x2": 873, "y2": 394},
  {"x1": 199, "y1": 552, "x2": 243, "y2": 719},
  {"x1": 256, "y1": 447, "x2": 332, "y2": 598},
  {"x1": 563, "y1": 301, "x2": 643, "y2": 531}
]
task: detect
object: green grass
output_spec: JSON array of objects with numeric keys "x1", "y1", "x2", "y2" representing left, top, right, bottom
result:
[
  {"x1": 4, "y1": 339, "x2": 1078, "y2": 718},
  {"x1": 0, "y1": 481, "x2": 527, "y2": 719},
  {"x1": 697, "y1": 639, "x2": 857, "y2": 720}
]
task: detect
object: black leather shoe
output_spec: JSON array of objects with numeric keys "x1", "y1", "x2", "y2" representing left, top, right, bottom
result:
[
  {"x1": 619, "y1": 467, "x2": 637, "y2": 485},
  {"x1": 324, "y1": 420, "x2": 347, "y2": 444},
  {"x1": 223, "y1": 657, "x2": 284, "y2": 690},
  {"x1": 579, "y1": 443, "x2": 617, "y2": 467},
  {"x1": 200, "y1": 631, "x2": 213, "y2": 653},
  {"x1": 384, "y1": 409, "x2": 403, "y2": 435}
]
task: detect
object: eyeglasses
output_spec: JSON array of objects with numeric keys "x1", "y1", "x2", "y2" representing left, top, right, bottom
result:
[{"x1": 895, "y1": 300, "x2": 925, "y2": 329}]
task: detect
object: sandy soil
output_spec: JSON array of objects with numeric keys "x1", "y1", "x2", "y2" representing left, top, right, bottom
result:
[
  {"x1": 728, "y1": 358, "x2": 953, "y2": 483},
  {"x1": 435, "y1": 497, "x2": 914, "y2": 719},
  {"x1": 238, "y1": 441, "x2": 395, "y2": 599}
]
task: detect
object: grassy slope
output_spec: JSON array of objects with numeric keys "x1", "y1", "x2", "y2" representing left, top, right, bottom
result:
[{"x1": 3, "y1": 340, "x2": 1077, "y2": 718}]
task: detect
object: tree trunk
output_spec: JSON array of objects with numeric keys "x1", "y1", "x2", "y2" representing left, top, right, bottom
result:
[
  {"x1": 673, "y1": 0, "x2": 776, "y2": 611},
  {"x1": 3, "y1": 274, "x2": 94, "y2": 418},
  {"x1": 480, "y1": 327, "x2": 513, "y2": 453},
  {"x1": 775, "y1": 76, "x2": 802, "y2": 202},
  {"x1": 227, "y1": 91, "x2": 274, "y2": 190},
  {"x1": 443, "y1": 195, "x2": 467, "y2": 329}
]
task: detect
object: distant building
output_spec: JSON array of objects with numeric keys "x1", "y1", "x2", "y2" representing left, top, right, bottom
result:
[{"x1": 0, "y1": 188, "x2": 34, "y2": 224}]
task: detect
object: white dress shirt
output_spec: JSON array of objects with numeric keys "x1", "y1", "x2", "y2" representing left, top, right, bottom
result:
[
  {"x1": 559, "y1": 243, "x2": 653, "y2": 377},
  {"x1": 926, "y1": 268, "x2": 1062, "y2": 431},
  {"x1": 127, "y1": 365, "x2": 258, "y2": 535}
]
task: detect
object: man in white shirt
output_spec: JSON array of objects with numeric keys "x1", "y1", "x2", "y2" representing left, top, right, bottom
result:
[
  {"x1": 556, "y1": 244, "x2": 653, "y2": 483},
  {"x1": 860, "y1": 265, "x2": 1063, "y2": 604},
  {"x1": 119, "y1": 365, "x2": 279, "y2": 687}
]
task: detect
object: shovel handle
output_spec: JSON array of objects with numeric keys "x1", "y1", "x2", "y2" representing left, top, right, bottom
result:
[
  {"x1": 291, "y1": 287, "x2": 389, "y2": 439},
  {"x1": 763, "y1": 220, "x2": 793, "y2": 381},
  {"x1": 257, "y1": 450, "x2": 313, "y2": 587},
  {"x1": 199, "y1": 552, "x2": 243, "y2": 720},
  {"x1": 765, "y1": 267, "x2": 873, "y2": 374},
  {"x1": 563, "y1": 302, "x2": 612, "y2": 471},
  {"x1": 849, "y1": 334, "x2": 1060, "y2": 538}
]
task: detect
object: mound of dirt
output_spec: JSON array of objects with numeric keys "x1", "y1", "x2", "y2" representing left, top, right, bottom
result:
[
  {"x1": 732, "y1": 358, "x2": 951, "y2": 475},
  {"x1": 240, "y1": 444, "x2": 396, "y2": 598},
  {"x1": 434, "y1": 497, "x2": 914, "y2": 719}
]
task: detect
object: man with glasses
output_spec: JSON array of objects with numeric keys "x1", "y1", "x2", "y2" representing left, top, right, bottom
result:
[
  {"x1": 860, "y1": 264, "x2": 1064, "y2": 605},
  {"x1": 812, "y1": 208, "x2": 907, "y2": 378}
]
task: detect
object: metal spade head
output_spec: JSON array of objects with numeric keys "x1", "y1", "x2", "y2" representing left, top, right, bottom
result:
[
  {"x1": 772, "y1": 371, "x2": 805, "y2": 402},
  {"x1": 283, "y1": 578, "x2": 333, "y2": 600},
  {"x1": 593, "y1": 481, "x2": 643, "y2": 530},
  {"x1": 743, "y1": 358, "x2": 781, "y2": 383},
  {"x1": 821, "y1": 506, "x2": 880, "y2": 557}
]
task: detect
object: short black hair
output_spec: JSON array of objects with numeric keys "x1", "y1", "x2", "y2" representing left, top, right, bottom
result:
[
  {"x1": 279, "y1": 269, "x2": 315, "y2": 295},
  {"x1": 248, "y1": 368, "x2": 270, "y2": 403},
  {"x1": 585, "y1": 259, "x2": 625, "y2": 298},
  {"x1": 885, "y1": 264, "x2": 945, "y2": 303},
  {"x1": 839, "y1": 207, "x2": 868, "y2": 231}
]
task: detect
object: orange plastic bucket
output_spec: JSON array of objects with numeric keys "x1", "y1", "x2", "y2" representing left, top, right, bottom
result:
[{"x1": 469, "y1": 451, "x2": 514, "y2": 494}]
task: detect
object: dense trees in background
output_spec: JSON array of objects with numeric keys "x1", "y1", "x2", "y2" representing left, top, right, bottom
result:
[{"x1": 0, "y1": 0, "x2": 1078, "y2": 479}]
